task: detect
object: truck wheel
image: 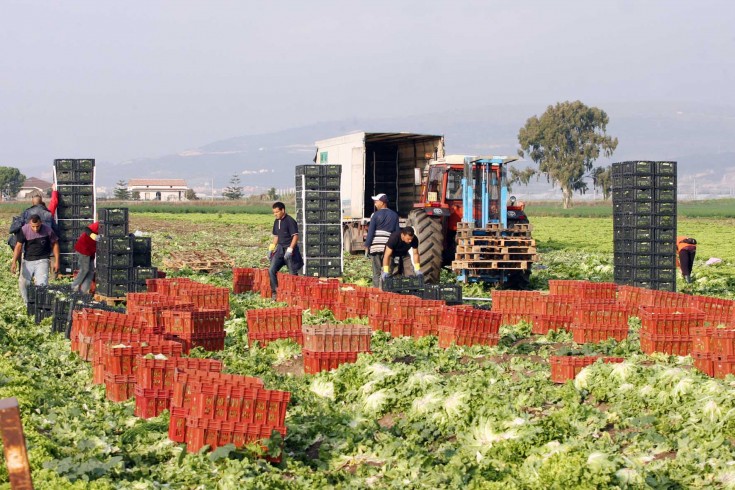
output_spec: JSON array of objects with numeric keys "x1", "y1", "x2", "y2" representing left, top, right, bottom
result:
[{"x1": 406, "y1": 209, "x2": 443, "y2": 284}]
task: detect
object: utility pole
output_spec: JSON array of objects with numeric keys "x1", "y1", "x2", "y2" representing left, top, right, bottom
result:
[
  {"x1": 693, "y1": 177, "x2": 697, "y2": 200},
  {"x1": 211, "y1": 178, "x2": 214, "y2": 201}
]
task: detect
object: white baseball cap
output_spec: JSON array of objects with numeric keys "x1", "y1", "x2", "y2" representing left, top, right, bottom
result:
[{"x1": 371, "y1": 193, "x2": 389, "y2": 203}]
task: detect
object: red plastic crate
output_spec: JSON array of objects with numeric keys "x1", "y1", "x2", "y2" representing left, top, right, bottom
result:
[
  {"x1": 161, "y1": 309, "x2": 227, "y2": 336},
  {"x1": 532, "y1": 295, "x2": 576, "y2": 317},
  {"x1": 168, "y1": 406, "x2": 189, "y2": 442},
  {"x1": 246, "y1": 307, "x2": 303, "y2": 334},
  {"x1": 368, "y1": 313, "x2": 392, "y2": 332},
  {"x1": 101, "y1": 340, "x2": 184, "y2": 376},
  {"x1": 713, "y1": 355, "x2": 735, "y2": 379},
  {"x1": 185, "y1": 417, "x2": 286, "y2": 455},
  {"x1": 303, "y1": 350, "x2": 359, "y2": 374},
  {"x1": 168, "y1": 332, "x2": 227, "y2": 354},
  {"x1": 302, "y1": 325, "x2": 372, "y2": 352},
  {"x1": 437, "y1": 326, "x2": 499, "y2": 348},
  {"x1": 413, "y1": 324, "x2": 439, "y2": 338},
  {"x1": 691, "y1": 326, "x2": 716, "y2": 354},
  {"x1": 531, "y1": 314, "x2": 572, "y2": 335},
  {"x1": 639, "y1": 306, "x2": 706, "y2": 335},
  {"x1": 639, "y1": 332, "x2": 692, "y2": 356},
  {"x1": 171, "y1": 372, "x2": 263, "y2": 409},
  {"x1": 233, "y1": 268, "x2": 256, "y2": 293},
  {"x1": 491, "y1": 290, "x2": 540, "y2": 314},
  {"x1": 549, "y1": 356, "x2": 623, "y2": 383},
  {"x1": 189, "y1": 385, "x2": 291, "y2": 426},
  {"x1": 439, "y1": 308, "x2": 502, "y2": 333},
  {"x1": 711, "y1": 329, "x2": 735, "y2": 356},
  {"x1": 388, "y1": 318, "x2": 414, "y2": 338},
  {"x1": 692, "y1": 352, "x2": 714, "y2": 377},
  {"x1": 104, "y1": 373, "x2": 137, "y2": 402},
  {"x1": 691, "y1": 296, "x2": 735, "y2": 326},
  {"x1": 389, "y1": 297, "x2": 425, "y2": 319},
  {"x1": 638, "y1": 289, "x2": 691, "y2": 309},
  {"x1": 134, "y1": 387, "x2": 172, "y2": 419},
  {"x1": 573, "y1": 304, "x2": 630, "y2": 327},
  {"x1": 570, "y1": 324, "x2": 629, "y2": 344},
  {"x1": 368, "y1": 292, "x2": 401, "y2": 316},
  {"x1": 136, "y1": 357, "x2": 223, "y2": 390}
]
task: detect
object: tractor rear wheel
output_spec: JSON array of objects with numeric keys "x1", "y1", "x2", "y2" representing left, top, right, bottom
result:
[{"x1": 406, "y1": 209, "x2": 443, "y2": 284}]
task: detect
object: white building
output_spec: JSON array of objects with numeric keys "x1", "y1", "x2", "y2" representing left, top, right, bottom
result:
[
  {"x1": 128, "y1": 179, "x2": 189, "y2": 201},
  {"x1": 17, "y1": 177, "x2": 52, "y2": 199}
]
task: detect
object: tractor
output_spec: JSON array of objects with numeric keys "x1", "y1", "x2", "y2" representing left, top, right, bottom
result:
[{"x1": 406, "y1": 155, "x2": 531, "y2": 284}]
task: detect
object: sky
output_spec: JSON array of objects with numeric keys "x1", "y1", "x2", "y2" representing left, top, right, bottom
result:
[{"x1": 0, "y1": 0, "x2": 733, "y2": 171}]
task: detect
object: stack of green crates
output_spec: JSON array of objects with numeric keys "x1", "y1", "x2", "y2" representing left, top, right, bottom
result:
[
  {"x1": 295, "y1": 165, "x2": 342, "y2": 278},
  {"x1": 612, "y1": 161, "x2": 677, "y2": 291},
  {"x1": 54, "y1": 159, "x2": 95, "y2": 274}
]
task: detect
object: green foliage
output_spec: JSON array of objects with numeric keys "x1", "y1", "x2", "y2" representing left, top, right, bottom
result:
[
  {"x1": 184, "y1": 188, "x2": 198, "y2": 201},
  {"x1": 0, "y1": 166, "x2": 26, "y2": 199},
  {"x1": 222, "y1": 174, "x2": 244, "y2": 200},
  {"x1": 591, "y1": 165, "x2": 613, "y2": 200},
  {"x1": 516, "y1": 101, "x2": 618, "y2": 208},
  {"x1": 113, "y1": 180, "x2": 130, "y2": 200}
]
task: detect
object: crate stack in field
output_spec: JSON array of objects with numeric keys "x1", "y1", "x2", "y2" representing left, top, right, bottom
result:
[
  {"x1": 295, "y1": 164, "x2": 342, "y2": 278},
  {"x1": 302, "y1": 324, "x2": 372, "y2": 374},
  {"x1": 96, "y1": 208, "x2": 156, "y2": 297},
  {"x1": 612, "y1": 161, "x2": 677, "y2": 291},
  {"x1": 233, "y1": 268, "x2": 257, "y2": 293},
  {"x1": 451, "y1": 221, "x2": 537, "y2": 282},
  {"x1": 168, "y1": 370, "x2": 289, "y2": 456},
  {"x1": 490, "y1": 290, "x2": 540, "y2": 326},
  {"x1": 54, "y1": 158, "x2": 96, "y2": 274},
  {"x1": 246, "y1": 306, "x2": 304, "y2": 347},
  {"x1": 549, "y1": 356, "x2": 625, "y2": 383},
  {"x1": 438, "y1": 306, "x2": 502, "y2": 348},
  {"x1": 638, "y1": 305, "x2": 705, "y2": 356}
]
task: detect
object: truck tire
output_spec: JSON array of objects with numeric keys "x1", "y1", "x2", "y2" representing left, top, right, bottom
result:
[{"x1": 406, "y1": 209, "x2": 443, "y2": 284}]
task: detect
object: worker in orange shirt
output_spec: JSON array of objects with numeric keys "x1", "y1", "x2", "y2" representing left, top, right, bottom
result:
[{"x1": 676, "y1": 236, "x2": 697, "y2": 283}]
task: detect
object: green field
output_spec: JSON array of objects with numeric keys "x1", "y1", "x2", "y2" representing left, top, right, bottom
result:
[{"x1": 0, "y1": 211, "x2": 734, "y2": 488}]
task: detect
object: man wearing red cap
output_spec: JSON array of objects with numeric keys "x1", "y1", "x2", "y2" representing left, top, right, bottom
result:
[{"x1": 364, "y1": 193, "x2": 399, "y2": 287}]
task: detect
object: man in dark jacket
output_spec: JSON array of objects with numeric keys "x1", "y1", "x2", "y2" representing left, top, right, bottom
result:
[
  {"x1": 71, "y1": 222, "x2": 99, "y2": 293},
  {"x1": 364, "y1": 193, "x2": 399, "y2": 287},
  {"x1": 11, "y1": 215, "x2": 60, "y2": 304},
  {"x1": 381, "y1": 226, "x2": 422, "y2": 283},
  {"x1": 268, "y1": 202, "x2": 303, "y2": 300},
  {"x1": 21, "y1": 186, "x2": 58, "y2": 231}
]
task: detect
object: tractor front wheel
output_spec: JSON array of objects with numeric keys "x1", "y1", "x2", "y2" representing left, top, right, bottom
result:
[{"x1": 406, "y1": 209, "x2": 444, "y2": 284}]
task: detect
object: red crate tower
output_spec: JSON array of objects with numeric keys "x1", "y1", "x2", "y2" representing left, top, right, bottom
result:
[
  {"x1": 246, "y1": 307, "x2": 304, "y2": 347},
  {"x1": 302, "y1": 324, "x2": 372, "y2": 374}
]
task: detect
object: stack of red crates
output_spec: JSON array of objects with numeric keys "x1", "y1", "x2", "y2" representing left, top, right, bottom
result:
[
  {"x1": 233, "y1": 268, "x2": 256, "y2": 294},
  {"x1": 274, "y1": 273, "x2": 297, "y2": 304},
  {"x1": 638, "y1": 289, "x2": 691, "y2": 309},
  {"x1": 490, "y1": 290, "x2": 540, "y2": 325},
  {"x1": 691, "y1": 296, "x2": 735, "y2": 327},
  {"x1": 300, "y1": 278, "x2": 340, "y2": 311},
  {"x1": 161, "y1": 308, "x2": 228, "y2": 353},
  {"x1": 437, "y1": 307, "x2": 501, "y2": 348},
  {"x1": 302, "y1": 324, "x2": 372, "y2": 374},
  {"x1": 413, "y1": 304, "x2": 444, "y2": 338},
  {"x1": 246, "y1": 307, "x2": 304, "y2": 347},
  {"x1": 638, "y1": 306, "x2": 706, "y2": 356},
  {"x1": 549, "y1": 280, "x2": 618, "y2": 300},
  {"x1": 333, "y1": 286, "x2": 373, "y2": 321},
  {"x1": 691, "y1": 326, "x2": 716, "y2": 377},
  {"x1": 617, "y1": 285, "x2": 645, "y2": 316},
  {"x1": 127, "y1": 294, "x2": 196, "y2": 334},
  {"x1": 367, "y1": 291, "x2": 402, "y2": 332},
  {"x1": 385, "y1": 296, "x2": 426, "y2": 337},
  {"x1": 134, "y1": 357, "x2": 223, "y2": 418},
  {"x1": 570, "y1": 303, "x2": 630, "y2": 344},
  {"x1": 251, "y1": 269, "x2": 272, "y2": 299},
  {"x1": 530, "y1": 294, "x2": 577, "y2": 334},
  {"x1": 72, "y1": 309, "x2": 152, "y2": 361},
  {"x1": 168, "y1": 370, "x2": 289, "y2": 456},
  {"x1": 549, "y1": 356, "x2": 625, "y2": 383},
  {"x1": 711, "y1": 328, "x2": 735, "y2": 378}
]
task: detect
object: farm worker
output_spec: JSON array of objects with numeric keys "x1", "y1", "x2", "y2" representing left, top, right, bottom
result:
[
  {"x1": 21, "y1": 184, "x2": 59, "y2": 231},
  {"x1": 268, "y1": 201, "x2": 303, "y2": 300},
  {"x1": 10, "y1": 214, "x2": 60, "y2": 304},
  {"x1": 364, "y1": 193, "x2": 399, "y2": 287},
  {"x1": 676, "y1": 236, "x2": 697, "y2": 283},
  {"x1": 71, "y1": 222, "x2": 99, "y2": 294},
  {"x1": 381, "y1": 226, "x2": 422, "y2": 284}
]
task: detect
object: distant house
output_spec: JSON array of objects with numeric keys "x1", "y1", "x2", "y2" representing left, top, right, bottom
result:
[
  {"x1": 128, "y1": 179, "x2": 189, "y2": 201},
  {"x1": 17, "y1": 177, "x2": 52, "y2": 199}
]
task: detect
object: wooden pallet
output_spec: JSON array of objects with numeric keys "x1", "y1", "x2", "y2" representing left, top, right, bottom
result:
[
  {"x1": 456, "y1": 245, "x2": 537, "y2": 254},
  {"x1": 93, "y1": 293, "x2": 126, "y2": 306},
  {"x1": 163, "y1": 249, "x2": 234, "y2": 272},
  {"x1": 452, "y1": 260, "x2": 533, "y2": 271},
  {"x1": 457, "y1": 237, "x2": 536, "y2": 247},
  {"x1": 455, "y1": 252, "x2": 537, "y2": 262}
]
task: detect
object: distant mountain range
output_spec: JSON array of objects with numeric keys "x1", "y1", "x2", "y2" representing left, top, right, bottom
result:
[{"x1": 19, "y1": 101, "x2": 735, "y2": 199}]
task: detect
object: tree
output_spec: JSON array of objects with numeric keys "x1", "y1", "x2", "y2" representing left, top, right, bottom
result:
[
  {"x1": 0, "y1": 166, "x2": 26, "y2": 200},
  {"x1": 114, "y1": 180, "x2": 131, "y2": 200},
  {"x1": 591, "y1": 166, "x2": 613, "y2": 200},
  {"x1": 222, "y1": 174, "x2": 243, "y2": 200},
  {"x1": 267, "y1": 187, "x2": 277, "y2": 200},
  {"x1": 131, "y1": 191, "x2": 141, "y2": 200},
  {"x1": 185, "y1": 188, "x2": 198, "y2": 200},
  {"x1": 515, "y1": 101, "x2": 618, "y2": 208}
]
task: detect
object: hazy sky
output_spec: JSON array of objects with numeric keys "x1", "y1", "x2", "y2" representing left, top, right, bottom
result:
[{"x1": 1, "y1": 0, "x2": 733, "y2": 170}]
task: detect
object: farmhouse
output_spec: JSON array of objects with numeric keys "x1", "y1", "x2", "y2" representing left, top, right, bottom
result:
[
  {"x1": 128, "y1": 179, "x2": 189, "y2": 201},
  {"x1": 17, "y1": 177, "x2": 52, "y2": 199}
]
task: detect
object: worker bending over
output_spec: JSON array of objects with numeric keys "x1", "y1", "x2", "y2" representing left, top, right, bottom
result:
[{"x1": 381, "y1": 226, "x2": 422, "y2": 284}]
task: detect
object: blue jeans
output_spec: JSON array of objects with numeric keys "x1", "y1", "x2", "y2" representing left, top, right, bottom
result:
[
  {"x1": 19, "y1": 258, "x2": 50, "y2": 304},
  {"x1": 269, "y1": 246, "x2": 301, "y2": 295},
  {"x1": 71, "y1": 252, "x2": 95, "y2": 293}
]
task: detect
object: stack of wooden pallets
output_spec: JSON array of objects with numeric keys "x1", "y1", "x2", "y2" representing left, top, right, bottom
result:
[{"x1": 451, "y1": 222, "x2": 537, "y2": 278}]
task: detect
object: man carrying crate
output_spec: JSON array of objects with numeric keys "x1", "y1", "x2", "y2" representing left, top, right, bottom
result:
[{"x1": 381, "y1": 227, "x2": 422, "y2": 284}]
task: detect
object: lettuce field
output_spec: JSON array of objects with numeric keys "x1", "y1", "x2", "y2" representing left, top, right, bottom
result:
[{"x1": 1, "y1": 209, "x2": 735, "y2": 489}]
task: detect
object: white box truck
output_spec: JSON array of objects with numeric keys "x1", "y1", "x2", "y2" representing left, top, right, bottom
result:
[{"x1": 314, "y1": 132, "x2": 445, "y2": 253}]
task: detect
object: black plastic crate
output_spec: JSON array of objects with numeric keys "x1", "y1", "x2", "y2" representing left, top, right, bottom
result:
[
  {"x1": 35, "y1": 307, "x2": 52, "y2": 324},
  {"x1": 298, "y1": 197, "x2": 341, "y2": 212},
  {"x1": 297, "y1": 175, "x2": 341, "y2": 190},
  {"x1": 654, "y1": 161, "x2": 676, "y2": 175},
  {"x1": 295, "y1": 165, "x2": 321, "y2": 177},
  {"x1": 75, "y1": 159, "x2": 95, "y2": 171},
  {"x1": 613, "y1": 227, "x2": 653, "y2": 241},
  {"x1": 382, "y1": 275, "x2": 425, "y2": 291},
  {"x1": 654, "y1": 228, "x2": 676, "y2": 242},
  {"x1": 617, "y1": 174, "x2": 654, "y2": 188},
  {"x1": 132, "y1": 237, "x2": 152, "y2": 267},
  {"x1": 58, "y1": 253, "x2": 78, "y2": 274},
  {"x1": 303, "y1": 258, "x2": 342, "y2": 278},
  {"x1": 59, "y1": 241, "x2": 75, "y2": 254},
  {"x1": 57, "y1": 204, "x2": 94, "y2": 220},
  {"x1": 303, "y1": 242, "x2": 342, "y2": 257},
  {"x1": 98, "y1": 236, "x2": 133, "y2": 253},
  {"x1": 57, "y1": 184, "x2": 94, "y2": 195},
  {"x1": 614, "y1": 253, "x2": 675, "y2": 269},
  {"x1": 655, "y1": 174, "x2": 677, "y2": 189},
  {"x1": 58, "y1": 192, "x2": 95, "y2": 206},
  {"x1": 613, "y1": 213, "x2": 675, "y2": 229},
  {"x1": 654, "y1": 188, "x2": 676, "y2": 202},
  {"x1": 98, "y1": 265, "x2": 131, "y2": 283},
  {"x1": 54, "y1": 159, "x2": 75, "y2": 171},
  {"x1": 614, "y1": 239, "x2": 654, "y2": 255},
  {"x1": 302, "y1": 190, "x2": 340, "y2": 200},
  {"x1": 130, "y1": 266, "x2": 157, "y2": 281},
  {"x1": 97, "y1": 252, "x2": 133, "y2": 268},
  {"x1": 129, "y1": 282, "x2": 149, "y2": 293},
  {"x1": 99, "y1": 221, "x2": 129, "y2": 238},
  {"x1": 98, "y1": 208, "x2": 129, "y2": 225},
  {"x1": 96, "y1": 280, "x2": 130, "y2": 298},
  {"x1": 423, "y1": 284, "x2": 463, "y2": 304},
  {"x1": 303, "y1": 208, "x2": 341, "y2": 224},
  {"x1": 52, "y1": 296, "x2": 72, "y2": 334},
  {"x1": 323, "y1": 165, "x2": 341, "y2": 177}
]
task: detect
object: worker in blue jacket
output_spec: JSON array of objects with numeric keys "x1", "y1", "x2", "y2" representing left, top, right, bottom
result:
[{"x1": 364, "y1": 193, "x2": 399, "y2": 287}]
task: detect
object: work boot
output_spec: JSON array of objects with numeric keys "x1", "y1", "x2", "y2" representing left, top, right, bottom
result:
[
  {"x1": 271, "y1": 292, "x2": 277, "y2": 301},
  {"x1": 684, "y1": 275, "x2": 691, "y2": 284}
]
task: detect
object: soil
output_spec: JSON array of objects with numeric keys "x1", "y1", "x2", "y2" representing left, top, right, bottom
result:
[
  {"x1": 273, "y1": 356, "x2": 304, "y2": 376},
  {"x1": 378, "y1": 412, "x2": 403, "y2": 429},
  {"x1": 392, "y1": 355, "x2": 416, "y2": 365},
  {"x1": 306, "y1": 439, "x2": 322, "y2": 460}
]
